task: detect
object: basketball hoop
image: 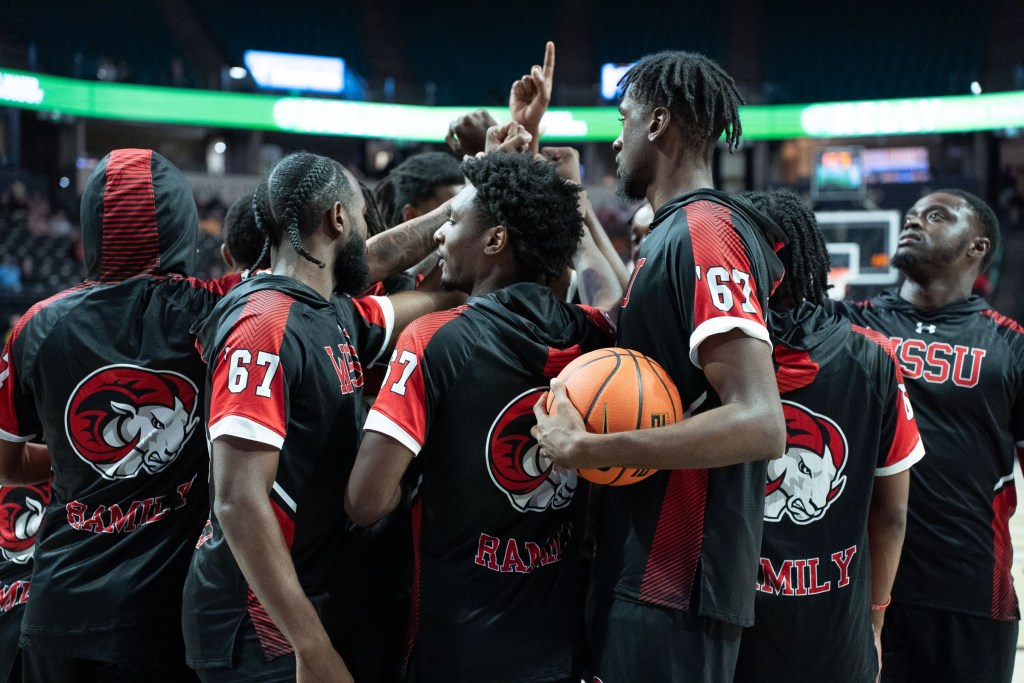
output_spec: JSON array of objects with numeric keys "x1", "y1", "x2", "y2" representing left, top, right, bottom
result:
[{"x1": 828, "y1": 267, "x2": 852, "y2": 301}]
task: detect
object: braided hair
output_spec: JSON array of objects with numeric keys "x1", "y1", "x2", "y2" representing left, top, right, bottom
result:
[
  {"x1": 620, "y1": 51, "x2": 744, "y2": 158},
  {"x1": 461, "y1": 153, "x2": 582, "y2": 284},
  {"x1": 251, "y1": 152, "x2": 355, "y2": 269},
  {"x1": 743, "y1": 189, "x2": 831, "y2": 310},
  {"x1": 359, "y1": 181, "x2": 388, "y2": 238}
]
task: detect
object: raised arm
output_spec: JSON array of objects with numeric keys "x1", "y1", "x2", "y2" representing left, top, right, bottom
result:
[
  {"x1": 213, "y1": 436, "x2": 353, "y2": 683},
  {"x1": 365, "y1": 201, "x2": 452, "y2": 284},
  {"x1": 509, "y1": 41, "x2": 555, "y2": 155},
  {"x1": 446, "y1": 109, "x2": 499, "y2": 158},
  {"x1": 538, "y1": 146, "x2": 623, "y2": 310},
  {"x1": 580, "y1": 195, "x2": 631, "y2": 290},
  {"x1": 533, "y1": 329, "x2": 785, "y2": 470}
]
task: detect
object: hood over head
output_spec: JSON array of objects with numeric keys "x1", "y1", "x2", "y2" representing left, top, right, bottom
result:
[{"x1": 81, "y1": 148, "x2": 199, "y2": 282}]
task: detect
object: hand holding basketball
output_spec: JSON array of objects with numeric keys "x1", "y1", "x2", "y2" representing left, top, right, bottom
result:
[
  {"x1": 531, "y1": 379, "x2": 585, "y2": 471},
  {"x1": 533, "y1": 348, "x2": 682, "y2": 485}
]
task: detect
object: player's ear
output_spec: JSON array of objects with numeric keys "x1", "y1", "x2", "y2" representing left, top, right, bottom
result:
[
  {"x1": 401, "y1": 204, "x2": 421, "y2": 222},
  {"x1": 327, "y1": 201, "x2": 345, "y2": 238},
  {"x1": 483, "y1": 225, "x2": 509, "y2": 256},
  {"x1": 967, "y1": 235, "x2": 991, "y2": 264},
  {"x1": 220, "y1": 243, "x2": 235, "y2": 271},
  {"x1": 649, "y1": 106, "x2": 671, "y2": 142}
]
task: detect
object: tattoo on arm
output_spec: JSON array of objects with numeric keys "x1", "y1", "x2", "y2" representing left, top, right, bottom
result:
[{"x1": 365, "y1": 209, "x2": 447, "y2": 283}]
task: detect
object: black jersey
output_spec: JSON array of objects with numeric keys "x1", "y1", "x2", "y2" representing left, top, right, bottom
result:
[
  {"x1": 734, "y1": 302, "x2": 923, "y2": 682},
  {"x1": 0, "y1": 482, "x2": 48, "y2": 680},
  {"x1": 182, "y1": 275, "x2": 392, "y2": 669},
  {"x1": 605, "y1": 190, "x2": 786, "y2": 626},
  {"x1": 365, "y1": 282, "x2": 614, "y2": 682},
  {"x1": 0, "y1": 149, "x2": 238, "y2": 664},
  {"x1": 841, "y1": 290, "x2": 1024, "y2": 621}
]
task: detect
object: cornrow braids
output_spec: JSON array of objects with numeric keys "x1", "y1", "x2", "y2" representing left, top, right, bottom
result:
[
  {"x1": 743, "y1": 189, "x2": 831, "y2": 310},
  {"x1": 281, "y1": 157, "x2": 332, "y2": 268},
  {"x1": 250, "y1": 186, "x2": 272, "y2": 270},
  {"x1": 360, "y1": 181, "x2": 388, "y2": 237},
  {"x1": 620, "y1": 51, "x2": 744, "y2": 155},
  {"x1": 253, "y1": 151, "x2": 356, "y2": 269}
]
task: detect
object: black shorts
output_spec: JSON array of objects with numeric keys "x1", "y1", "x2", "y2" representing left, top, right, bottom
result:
[
  {"x1": 191, "y1": 621, "x2": 297, "y2": 683},
  {"x1": 22, "y1": 647, "x2": 198, "y2": 683},
  {"x1": 881, "y1": 602, "x2": 1018, "y2": 683},
  {"x1": 586, "y1": 588, "x2": 742, "y2": 683}
]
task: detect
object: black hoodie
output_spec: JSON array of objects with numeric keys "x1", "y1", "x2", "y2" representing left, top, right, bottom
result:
[
  {"x1": 842, "y1": 289, "x2": 1024, "y2": 621},
  {"x1": 365, "y1": 281, "x2": 614, "y2": 682},
  {"x1": 734, "y1": 300, "x2": 923, "y2": 682},
  {"x1": 0, "y1": 149, "x2": 237, "y2": 665}
]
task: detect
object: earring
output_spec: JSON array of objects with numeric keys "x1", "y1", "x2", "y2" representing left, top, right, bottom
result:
[{"x1": 648, "y1": 133, "x2": 656, "y2": 141}]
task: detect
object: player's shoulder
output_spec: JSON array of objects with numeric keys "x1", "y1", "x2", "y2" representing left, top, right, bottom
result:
[
  {"x1": 976, "y1": 307, "x2": 1024, "y2": 369},
  {"x1": 199, "y1": 282, "x2": 301, "y2": 359},
  {"x1": 977, "y1": 307, "x2": 1024, "y2": 337},
  {"x1": 7, "y1": 282, "x2": 94, "y2": 349},
  {"x1": 399, "y1": 305, "x2": 473, "y2": 350},
  {"x1": 843, "y1": 322, "x2": 902, "y2": 385}
]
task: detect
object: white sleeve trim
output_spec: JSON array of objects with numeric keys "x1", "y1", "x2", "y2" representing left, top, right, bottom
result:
[
  {"x1": 0, "y1": 427, "x2": 35, "y2": 443},
  {"x1": 209, "y1": 415, "x2": 285, "y2": 450},
  {"x1": 875, "y1": 437, "x2": 925, "y2": 477},
  {"x1": 367, "y1": 295, "x2": 395, "y2": 367},
  {"x1": 364, "y1": 410, "x2": 422, "y2": 456},
  {"x1": 689, "y1": 317, "x2": 772, "y2": 369},
  {"x1": 1016, "y1": 439, "x2": 1024, "y2": 448}
]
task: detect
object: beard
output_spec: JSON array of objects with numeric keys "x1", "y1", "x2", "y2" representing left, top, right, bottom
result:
[
  {"x1": 616, "y1": 168, "x2": 647, "y2": 202},
  {"x1": 332, "y1": 230, "x2": 370, "y2": 296},
  {"x1": 891, "y1": 235, "x2": 969, "y2": 273}
]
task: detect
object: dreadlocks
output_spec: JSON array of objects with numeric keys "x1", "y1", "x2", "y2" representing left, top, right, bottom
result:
[
  {"x1": 251, "y1": 151, "x2": 354, "y2": 270},
  {"x1": 744, "y1": 189, "x2": 831, "y2": 310},
  {"x1": 619, "y1": 51, "x2": 744, "y2": 158}
]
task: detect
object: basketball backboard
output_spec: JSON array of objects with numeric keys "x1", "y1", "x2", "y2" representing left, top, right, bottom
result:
[{"x1": 815, "y1": 210, "x2": 901, "y2": 286}]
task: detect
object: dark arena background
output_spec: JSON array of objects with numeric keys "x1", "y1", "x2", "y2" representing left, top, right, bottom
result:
[{"x1": 3, "y1": 0, "x2": 1024, "y2": 677}]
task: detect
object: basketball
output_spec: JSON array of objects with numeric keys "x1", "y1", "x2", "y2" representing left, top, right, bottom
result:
[{"x1": 546, "y1": 348, "x2": 682, "y2": 486}]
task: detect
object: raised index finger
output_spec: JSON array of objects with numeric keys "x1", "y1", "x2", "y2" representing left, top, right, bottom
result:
[{"x1": 542, "y1": 41, "x2": 555, "y2": 81}]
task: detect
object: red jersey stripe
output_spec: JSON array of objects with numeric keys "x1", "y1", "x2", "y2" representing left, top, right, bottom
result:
[
  {"x1": 100, "y1": 149, "x2": 161, "y2": 282},
  {"x1": 245, "y1": 588, "x2": 294, "y2": 660},
  {"x1": 638, "y1": 469, "x2": 709, "y2": 609},
  {"x1": 208, "y1": 290, "x2": 293, "y2": 442}
]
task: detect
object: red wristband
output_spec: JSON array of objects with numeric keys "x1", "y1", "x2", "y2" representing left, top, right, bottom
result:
[{"x1": 871, "y1": 596, "x2": 891, "y2": 611}]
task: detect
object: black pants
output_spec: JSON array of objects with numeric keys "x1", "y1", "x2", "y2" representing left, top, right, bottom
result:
[
  {"x1": 22, "y1": 646, "x2": 199, "y2": 683},
  {"x1": 587, "y1": 589, "x2": 742, "y2": 683},
  {"x1": 881, "y1": 602, "x2": 1018, "y2": 683}
]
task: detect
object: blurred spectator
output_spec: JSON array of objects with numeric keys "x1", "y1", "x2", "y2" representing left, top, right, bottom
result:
[
  {"x1": 27, "y1": 193, "x2": 50, "y2": 236},
  {"x1": 0, "y1": 257, "x2": 22, "y2": 292},
  {"x1": 48, "y1": 209, "x2": 73, "y2": 237},
  {"x1": 199, "y1": 198, "x2": 227, "y2": 236}
]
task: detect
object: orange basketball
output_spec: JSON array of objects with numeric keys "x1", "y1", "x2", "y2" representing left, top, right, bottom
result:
[{"x1": 545, "y1": 348, "x2": 682, "y2": 486}]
